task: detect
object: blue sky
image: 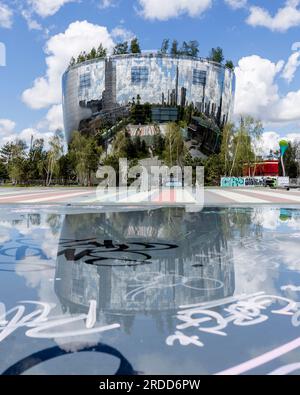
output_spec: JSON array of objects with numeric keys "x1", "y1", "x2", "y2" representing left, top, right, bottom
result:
[{"x1": 1, "y1": 0, "x2": 300, "y2": 153}]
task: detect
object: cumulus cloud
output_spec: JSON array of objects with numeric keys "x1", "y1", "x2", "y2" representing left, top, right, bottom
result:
[
  {"x1": 234, "y1": 55, "x2": 283, "y2": 118},
  {"x1": 258, "y1": 131, "x2": 300, "y2": 156},
  {"x1": 225, "y1": 0, "x2": 247, "y2": 10},
  {"x1": 282, "y1": 43, "x2": 300, "y2": 83},
  {"x1": 0, "y1": 119, "x2": 16, "y2": 138},
  {"x1": 111, "y1": 26, "x2": 135, "y2": 42},
  {"x1": 37, "y1": 104, "x2": 64, "y2": 132},
  {"x1": 99, "y1": 0, "x2": 118, "y2": 9},
  {"x1": 234, "y1": 46, "x2": 300, "y2": 125},
  {"x1": 246, "y1": 0, "x2": 300, "y2": 32},
  {"x1": 22, "y1": 21, "x2": 115, "y2": 110},
  {"x1": 27, "y1": 0, "x2": 77, "y2": 18},
  {"x1": 21, "y1": 9, "x2": 43, "y2": 31},
  {"x1": 137, "y1": 0, "x2": 212, "y2": 21},
  {"x1": 2, "y1": 127, "x2": 53, "y2": 147},
  {"x1": 0, "y1": 2, "x2": 13, "y2": 28}
]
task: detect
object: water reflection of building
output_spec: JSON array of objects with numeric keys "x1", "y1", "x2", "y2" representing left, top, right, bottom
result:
[{"x1": 55, "y1": 208, "x2": 235, "y2": 330}]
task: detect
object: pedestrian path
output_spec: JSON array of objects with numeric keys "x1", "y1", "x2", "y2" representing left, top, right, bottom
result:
[{"x1": 1, "y1": 187, "x2": 300, "y2": 205}]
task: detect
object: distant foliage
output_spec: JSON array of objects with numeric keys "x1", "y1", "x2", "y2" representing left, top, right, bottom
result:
[
  {"x1": 209, "y1": 47, "x2": 224, "y2": 63},
  {"x1": 69, "y1": 44, "x2": 108, "y2": 67},
  {"x1": 130, "y1": 38, "x2": 141, "y2": 54}
]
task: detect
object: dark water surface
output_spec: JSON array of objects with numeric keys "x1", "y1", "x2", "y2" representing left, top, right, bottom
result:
[{"x1": 1, "y1": 206, "x2": 300, "y2": 375}]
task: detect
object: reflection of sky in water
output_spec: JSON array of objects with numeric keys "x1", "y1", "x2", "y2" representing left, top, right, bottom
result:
[{"x1": 0, "y1": 207, "x2": 300, "y2": 375}]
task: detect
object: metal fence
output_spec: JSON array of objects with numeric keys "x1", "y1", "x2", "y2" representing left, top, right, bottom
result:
[{"x1": 289, "y1": 178, "x2": 300, "y2": 186}]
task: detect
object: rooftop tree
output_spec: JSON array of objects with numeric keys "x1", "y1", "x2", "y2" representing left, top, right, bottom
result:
[
  {"x1": 209, "y1": 47, "x2": 224, "y2": 64},
  {"x1": 96, "y1": 44, "x2": 107, "y2": 58},
  {"x1": 130, "y1": 38, "x2": 141, "y2": 54},
  {"x1": 225, "y1": 60, "x2": 234, "y2": 70},
  {"x1": 160, "y1": 39, "x2": 169, "y2": 54},
  {"x1": 113, "y1": 42, "x2": 129, "y2": 55},
  {"x1": 171, "y1": 40, "x2": 179, "y2": 56},
  {"x1": 180, "y1": 41, "x2": 199, "y2": 57}
]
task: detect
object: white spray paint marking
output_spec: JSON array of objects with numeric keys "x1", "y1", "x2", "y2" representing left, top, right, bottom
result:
[
  {"x1": 0, "y1": 302, "x2": 7, "y2": 326},
  {"x1": 86, "y1": 300, "x2": 97, "y2": 329},
  {"x1": 166, "y1": 331, "x2": 204, "y2": 348},
  {"x1": 215, "y1": 337, "x2": 300, "y2": 375},
  {"x1": 167, "y1": 293, "x2": 300, "y2": 351},
  {"x1": 0, "y1": 300, "x2": 120, "y2": 342},
  {"x1": 268, "y1": 362, "x2": 300, "y2": 375}
]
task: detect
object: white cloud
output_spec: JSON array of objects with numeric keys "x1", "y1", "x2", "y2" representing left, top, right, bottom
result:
[
  {"x1": 234, "y1": 55, "x2": 282, "y2": 117},
  {"x1": 21, "y1": 9, "x2": 43, "y2": 31},
  {"x1": 0, "y1": 123, "x2": 53, "y2": 148},
  {"x1": 247, "y1": 0, "x2": 300, "y2": 32},
  {"x1": 22, "y1": 21, "x2": 115, "y2": 110},
  {"x1": 38, "y1": 104, "x2": 64, "y2": 132},
  {"x1": 27, "y1": 0, "x2": 77, "y2": 18},
  {"x1": 234, "y1": 48, "x2": 300, "y2": 125},
  {"x1": 282, "y1": 43, "x2": 300, "y2": 83},
  {"x1": 46, "y1": 104, "x2": 64, "y2": 131},
  {"x1": 225, "y1": 0, "x2": 247, "y2": 10},
  {"x1": 0, "y1": 119, "x2": 16, "y2": 138},
  {"x1": 0, "y1": 2, "x2": 13, "y2": 29},
  {"x1": 17, "y1": 127, "x2": 53, "y2": 146},
  {"x1": 111, "y1": 26, "x2": 135, "y2": 42},
  {"x1": 259, "y1": 131, "x2": 300, "y2": 156},
  {"x1": 99, "y1": 0, "x2": 117, "y2": 9},
  {"x1": 137, "y1": 0, "x2": 212, "y2": 21}
]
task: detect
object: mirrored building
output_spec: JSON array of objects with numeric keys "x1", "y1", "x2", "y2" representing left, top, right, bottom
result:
[
  {"x1": 54, "y1": 208, "x2": 235, "y2": 332},
  {"x1": 62, "y1": 53, "x2": 235, "y2": 142}
]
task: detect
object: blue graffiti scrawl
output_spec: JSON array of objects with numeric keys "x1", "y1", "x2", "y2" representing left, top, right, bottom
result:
[{"x1": 221, "y1": 177, "x2": 245, "y2": 187}]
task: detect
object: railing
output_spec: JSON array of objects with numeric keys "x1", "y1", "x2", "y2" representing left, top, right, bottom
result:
[{"x1": 289, "y1": 178, "x2": 300, "y2": 186}]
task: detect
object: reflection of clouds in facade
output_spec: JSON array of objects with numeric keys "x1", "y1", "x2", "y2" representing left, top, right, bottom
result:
[
  {"x1": 63, "y1": 54, "x2": 235, "y2": 140},
  {"x1": 232, "y1": 208, "x2": 300, "y2": 295},
  {"x1": 54, "y1": 209, "x2": 236, "y2": 333}
]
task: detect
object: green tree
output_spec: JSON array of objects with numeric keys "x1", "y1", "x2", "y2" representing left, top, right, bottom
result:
[
  {"x1": 69, "y1": 57, "x2": 76, "y2": 67},
  {"x1": 46, "y1": 131, "x2": 64, "y2": 186},
  {"x1": 219, "y1": 122, "x2": 235, "y2": 177},
  {"x1": 171, "y1": 40, "x2": 179, "y2": 56},
  {"x1": 280, "y1": 141, "x2": 300, "y2": 178},
  {"x1": 77, "y1": 51, "x2": 87, "y2": 64},
  {"x1": 180, "y1": 41, "x2": 199, "y2": 57},
  {"x1": 87, "y1": 47, "x2": 97, "y2": 60},
  {"x1": 112, "y1": 131, "x2": 129, "y2": 158},
  {"x1": 0, "y1": 160, "x2": 8, "y2": 180},
  {"x1": 27, "y1": 138, "x2": 47, "y2": 182},
  {"x1": 0, "y1": 140, "x2": 27, "y2": 184},
  {"x1": 96, "y1": 44, "x2": 107, "y2": 58},
  {"x1": 204, "y1": 154, "x2": 224, "y2": 186},
  {"x1": 130, "y1": 38, "x2": 141, "y2": 54},
  {"x1": 113, "y1": 42, "x2": 129, "y2": 55},
  {"x1": 69, "y1": 132, "x2": 102, "y2": 186},
  {"x1": 225, "y1": 60, "x2": 234, "y2": 70},
  {"x1": 153, "y1": 133, "x2": 165, "y2": 158},
  {"x1": 163, "y1": 123, "x2": 186, "y2": 166},
  {"x1": 189, "y1": 41, "x2": 199, "y2": 57},
  {"x1": 209, "y1": 47, "x2": 224, "y2": 63},
  {"x1": 160, "y1": 39, "x2": 169, "y2": 54},
  {"x1": 229, "y1": 117, "x2": 263, "y2": 177}
]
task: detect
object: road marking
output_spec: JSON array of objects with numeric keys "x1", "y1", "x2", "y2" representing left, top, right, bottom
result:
[
  {"x1": 20, "y1": 191, "x2": 94, "y2": 203},
  {"x1": 208, "y1": 189, "x2": 269, "y2": 203},
  {"x1": 237, "y1": 188, "x2": 300, "y2": 203}
]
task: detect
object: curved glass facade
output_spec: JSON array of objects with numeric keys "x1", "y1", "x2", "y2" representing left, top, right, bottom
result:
[{"x1": 62, "y1": 54, "x2": 235, "y2": 142}]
